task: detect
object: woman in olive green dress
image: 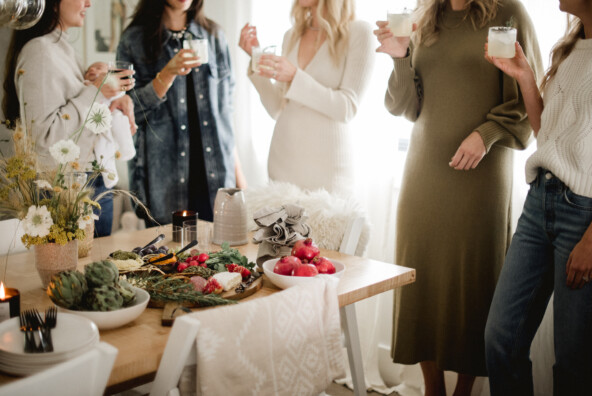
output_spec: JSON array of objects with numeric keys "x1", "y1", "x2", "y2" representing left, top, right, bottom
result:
[{"x1": 374, "y1": 0, "x2": 542, "y2": 394}]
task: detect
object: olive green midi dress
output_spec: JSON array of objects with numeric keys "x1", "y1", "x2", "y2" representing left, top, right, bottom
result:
[{"x1": 386, "y1": 1, "x2": 542, "y2": 376}]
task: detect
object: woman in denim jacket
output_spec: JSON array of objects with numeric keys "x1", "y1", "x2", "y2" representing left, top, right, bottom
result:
[{"x1": 117, "y1": 0, "x2": 246, "y2": 225}]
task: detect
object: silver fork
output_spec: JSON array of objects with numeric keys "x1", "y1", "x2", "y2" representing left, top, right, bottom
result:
[
  {"x1": 26, "y1": 309, "x2": 48, "y2": 353},
  {"x1": 19, "y1": 312, "x2": 35, "y2": 353},
  {"x1": 44, "y1": 307, "x2": 57, "y2": 352}
]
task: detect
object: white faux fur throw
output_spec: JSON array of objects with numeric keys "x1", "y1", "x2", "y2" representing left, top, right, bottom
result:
[{"x1": 245, "y1": 181, "x2": 370, "y2": 256}]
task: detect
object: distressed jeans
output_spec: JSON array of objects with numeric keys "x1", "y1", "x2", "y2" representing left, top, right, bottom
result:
[{"x1": 485, "y1": 169, "x2": 592, "y2": 396}]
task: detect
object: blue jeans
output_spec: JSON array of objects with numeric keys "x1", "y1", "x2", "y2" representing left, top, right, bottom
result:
[
  {"x1": 485, "y1": 169, "x2": 592, "y2": 396},
  {"x1": 90, "y1": 175, "x2": 113, "y2": 237}
]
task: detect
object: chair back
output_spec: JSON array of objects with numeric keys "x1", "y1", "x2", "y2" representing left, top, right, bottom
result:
[
  {"x1": 0, "y1": 342, "x2": 118, "y2": 396},
  {"x1": 150, "y1": 277, "x2": 345, "y2": 396},
  {"x1": 0, "y1": 219, "x2": 27, "y2": 255}
]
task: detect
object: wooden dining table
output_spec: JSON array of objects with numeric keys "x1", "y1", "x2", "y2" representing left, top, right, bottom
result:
[{"x1": 0, "y1": 224, "x2": 415, "y2": 395}]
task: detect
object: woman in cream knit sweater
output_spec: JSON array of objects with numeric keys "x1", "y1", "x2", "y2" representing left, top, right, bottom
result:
[
  {"x1": 485, "y1": 1, "x2": 592, "y2": 394},
  {"x1": 239, "y1": 0, "x2": 374, "y2": 196}
]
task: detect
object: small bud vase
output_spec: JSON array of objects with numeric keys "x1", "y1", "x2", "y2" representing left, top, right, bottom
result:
[
  {"x1": 34, "y1": 239, "x2": 78, "y2": 288},
  {"x1": 78, "y1": 222, "x2": 94, "y2": 258}
]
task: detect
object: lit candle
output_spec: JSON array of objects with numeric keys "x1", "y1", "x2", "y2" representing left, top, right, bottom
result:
[
  {"x1": 0, "y1": 282, "x2": 20, "y2": 322},
  {"x1": 172, "y1": 210, "x2": 197, "y2": 243}
]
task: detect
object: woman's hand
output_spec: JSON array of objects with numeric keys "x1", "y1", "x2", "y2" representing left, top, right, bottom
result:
[
  {"x1": 109, "y1": 95, "x2": 137, "y2": 135},
  {"x1": 449, "y1": 131, "x2": 486, "y2": 170},
  {"x1": 566, "y1": 236, "x2": 592, "y2": 289},
  {"x1": 373, "y1": 21, "x2": 412, "y2": 58},
  {"x1": 163, "y1": 49, "x2": 200, "y2": 77},
  {"x1": 484, "y1": 42, "x2": 532, "y2": 85},
  {"x1": 94, "y1": 69, "x2": 135, "y2": 98},
  {"x1": 239, "y1": 23, "x2": 260, "y2": 56},
  {"x1": 257, "y1": 54, "x2": 296, "y2": 83}
]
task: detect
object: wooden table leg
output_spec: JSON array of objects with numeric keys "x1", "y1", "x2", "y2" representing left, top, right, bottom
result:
[{"x1": 340, "y1": 304, "x2": 366, "y2": 396}]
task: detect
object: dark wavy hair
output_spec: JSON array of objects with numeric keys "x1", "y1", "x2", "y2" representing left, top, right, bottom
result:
[
  {"x1": 2, "y1": 0, "x2": 63, "y2": 126},
  {"x1": 125, "y1": 0, "x2": 217, "y2": 64}
]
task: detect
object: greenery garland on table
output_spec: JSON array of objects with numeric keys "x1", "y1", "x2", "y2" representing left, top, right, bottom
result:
[{"x1": 124, "y1": 273, "x2": 236, "y2": 307}]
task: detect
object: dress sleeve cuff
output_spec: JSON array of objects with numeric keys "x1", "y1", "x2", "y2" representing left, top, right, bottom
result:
[{"x1": 476, "y1": 121, "x2": 503, "y2": 152}]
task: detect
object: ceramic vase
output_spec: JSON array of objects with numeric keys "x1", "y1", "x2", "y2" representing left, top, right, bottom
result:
[
  {"x1": 34, "y1": 239, "x2": 78, "y2": 288},
  {"x1": 213, "y1": 188, "x2": 248, "y2": 246}
]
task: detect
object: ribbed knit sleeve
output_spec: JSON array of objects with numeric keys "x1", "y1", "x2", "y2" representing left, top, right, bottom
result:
[
  {"x1": 384, "y1": 48, "x2": 422, "y2": 122},
  {"x1": 284, "y1": 20, "x2": 375, "y2": 123},
  {"x1": 248, "y1": 31, "x2": 291, "y2": 121},
  {"x1": 476, "y1": 1, "x2": 543, "y2": 152},
  {"x1": 16, "y1": 30, "x2": 101, "y2": 166}
]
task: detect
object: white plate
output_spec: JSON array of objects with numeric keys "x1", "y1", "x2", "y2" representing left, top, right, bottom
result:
[
  {"x1": 0, "y1": 313, "x2": 98, "y2": 356},
  {"x1": 262, "y1": 258, "x2": 345, "y2": 290},
  {"x1": 57, "y1": 286, "x2": 150, "y2": 330}
]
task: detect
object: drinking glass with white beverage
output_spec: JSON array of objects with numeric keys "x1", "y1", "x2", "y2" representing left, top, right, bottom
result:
[
  {"x1": 183, "y1": 37, "x2": 209, "y2": 64},
  {"x1": 251, "y1": 45, "x2": 278, "y2": 73},
  {"x1": 487, "y1": 27, "x2": 517, "y2": 58},
  {"x1": 387, "y1": 6, "x2": 413, "y2": 37}
]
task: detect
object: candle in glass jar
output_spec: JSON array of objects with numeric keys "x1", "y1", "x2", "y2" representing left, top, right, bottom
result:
[
  {"x1": 0, "y1": 282, "x2": 20, "y2": 322},
  {"x1": 172, "y1": 210, "x2": 197, "y2": 243}
]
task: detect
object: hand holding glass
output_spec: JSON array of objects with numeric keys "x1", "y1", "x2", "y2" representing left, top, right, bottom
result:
[{"x1": 251, "y1": 45, "x2": 278, "y2": 73}]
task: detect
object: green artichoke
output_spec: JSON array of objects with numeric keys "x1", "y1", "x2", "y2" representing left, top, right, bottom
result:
[
  {"x1": 84, "y1": 285, "x2": 124, "y2": 311},
  {"x1": 84, "y1": 260, "x2": 119, "y2": 287},
  {"x1": 47, "y1": 270, "x2": 88, "y2": 309},
  {"x1": 116, "y1": 279, "x2": 136, "y2": 306}
]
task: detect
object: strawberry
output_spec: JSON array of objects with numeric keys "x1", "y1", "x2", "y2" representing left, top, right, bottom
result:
[
  {"x1": 203, "y1": 278, "x2": 223, "y2": 294},
  {"x1": 198, "y1": 253, "x2": 209, "y2": 263},
  {"x1": 177, "y1": 262, "x2": 189, "y2": 272},
  {"x1": 188, "y1": 260, "x2": 198, "y2": 267},
  {"x1": 226, "y1": 263, "x2": 238, "y2": 272}
]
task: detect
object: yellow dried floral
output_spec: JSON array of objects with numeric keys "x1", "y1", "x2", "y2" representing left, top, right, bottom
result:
[
  {"x1": 62, "y1": 114, "x2": 70, "y2": 120},
  {"x1": 71, "y1": 161, "x2": 80, "y2": 170},
  {"x1": 115, "y1": 151, "x2": 121, "y2": 159},
  {"x1": 17, "y1": 69, "x2": 25, "y2": 76},
  {"x1": 53, "y1": 186, "x2": 63, "y2": 193}
]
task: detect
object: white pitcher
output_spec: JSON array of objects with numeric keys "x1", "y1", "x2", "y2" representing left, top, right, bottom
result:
[{"x1": 212, "y1": 188, "x2": 248, "y2": 246}]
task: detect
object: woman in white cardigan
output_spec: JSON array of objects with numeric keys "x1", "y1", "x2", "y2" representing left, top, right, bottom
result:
[
  {"x1": 2, "y1": 0, "x2": 136, "y2": 236},
  {"x1": 239, "y1": 0, "x2": 374, "y2": 196}
]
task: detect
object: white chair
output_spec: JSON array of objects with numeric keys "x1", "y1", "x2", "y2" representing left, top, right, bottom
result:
[
  {"x1": 245, "y1": 182, "x2": 369, "y2": 396},
  {"x1": 0, "y1": 219, "x2": 27, "y2": 255},
  {"x1": 0, "y1": 342, "x2": 118, "y2": 396},
  {"x1": 149, "y1": 277, "x2": 345, "y2": 396}
]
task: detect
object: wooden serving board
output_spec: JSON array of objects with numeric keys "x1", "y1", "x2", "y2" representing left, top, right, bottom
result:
[{"x1": 152, "y1": 276, "x2": 263, "y2": 325}]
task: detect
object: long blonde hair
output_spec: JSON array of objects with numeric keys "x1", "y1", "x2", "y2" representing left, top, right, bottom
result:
[
  {"x1": 287, "y1": 0, "x2": 355, "y2": 65},
  {"x1": 414, "y1": 0, "x2": 500, "y2": 47},
  {"x1": 540, "y1": 15, "x2": 584, "y2": 92}
]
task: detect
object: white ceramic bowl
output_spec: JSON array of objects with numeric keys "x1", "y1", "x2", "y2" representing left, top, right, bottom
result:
[
  {"x1": 57, "y1": 286, "x2": 150, "y2": 330},
  {"x1": 262, "y1": 258, "x2": 345, "y2": 290}
]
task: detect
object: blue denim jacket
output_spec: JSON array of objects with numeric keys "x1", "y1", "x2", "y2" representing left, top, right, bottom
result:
[{"x1": 117, "y1": 22, "x2": 235, "y2": 224}]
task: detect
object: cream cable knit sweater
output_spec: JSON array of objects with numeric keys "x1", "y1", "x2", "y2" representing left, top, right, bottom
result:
[
  {"x1": 249, "y1": 20, "x2": 374, "y2": 196},
  {"x1": 526, "y1": 39, "x2": 592, "y2": 197},
  {"x1": 16, "y1": 29, "x2": 103, "y2": 169}
]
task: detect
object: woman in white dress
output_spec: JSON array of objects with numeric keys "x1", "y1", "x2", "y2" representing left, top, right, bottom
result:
[{"x1": 239, "y1": 0, "x2": 374, "y2": 196}]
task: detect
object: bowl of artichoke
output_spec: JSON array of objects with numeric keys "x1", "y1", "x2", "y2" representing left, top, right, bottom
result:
[{"x1": 47, "y1": 260, "x2": 150, "y2": 330}]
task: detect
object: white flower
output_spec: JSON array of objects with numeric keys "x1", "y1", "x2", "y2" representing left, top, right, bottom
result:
[
  {"x1": 22, "y1": 205, "x2": 53, "y2": 237},
  {"x1": 49, "y1": 139, "x2": 80, "y2": 164},
  {"x1": 77, "y1": 212, "x2": 99, "y2": 229},
  {"x1": 86, "y1": 103, "x2": 112, "y2": 135},
  {"x1": 34, "y1": 180, "x2": 53, "y2": 190}
]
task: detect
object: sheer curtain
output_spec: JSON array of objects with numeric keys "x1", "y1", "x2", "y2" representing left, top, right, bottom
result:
[{"x1": 208, "y1": 1, "x2": 565, "y2": 395}]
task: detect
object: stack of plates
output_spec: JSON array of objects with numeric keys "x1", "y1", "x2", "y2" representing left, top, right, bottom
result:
[{"x1": 0, "y1": 312, "x2": 99, "y2": 376}]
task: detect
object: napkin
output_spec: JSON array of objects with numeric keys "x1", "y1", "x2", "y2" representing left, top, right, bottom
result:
[{"x1": 252, "y1": 204, "x2": 311, "y2": 266}]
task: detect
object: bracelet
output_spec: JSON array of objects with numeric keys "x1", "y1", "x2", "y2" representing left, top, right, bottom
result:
[{"x1": 155, "y1": 72, "x2": 172, "y2": 89}]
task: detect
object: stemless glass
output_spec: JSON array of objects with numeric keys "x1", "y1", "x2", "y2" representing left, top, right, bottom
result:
[
  {"x1": 183, "y1": 38, "x2": 209, "y2": 64},
  {"x1": 488, "y1": 27, "x2": 517, "y2": 58},
  {"x1": 252, "y1": 45, "x2": 278, "y2": 73},
  {"x1": 108, "y1": 61, "x2": 134, "y2": 81},
  {"x1": 387, "y1": 6, "x2": 413, "y2": 37},
  {"x1": 182, "y1": 219, "x2": 198, "y2": 247}
]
